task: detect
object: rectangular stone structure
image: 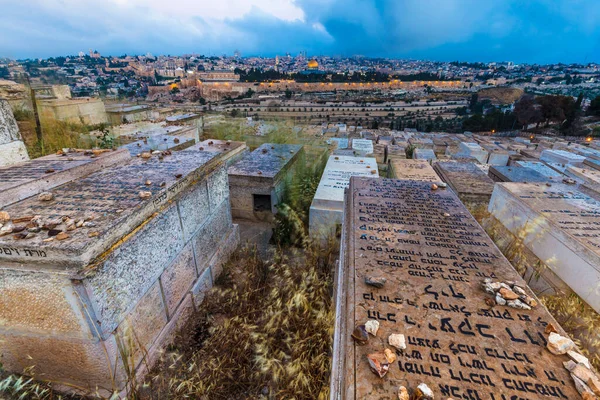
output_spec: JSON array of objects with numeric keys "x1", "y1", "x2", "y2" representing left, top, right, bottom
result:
[
  {"x1": 488, "y1": 182, "x2": 600, "y2": 313},
  {"x1": 121, "y1": 134, "x2": 195, "y2": 156},
  {"x1": 540, "y1": 149, "x2": 586, "y2": 167},
  {"x1": 459, "y1": 142, "x2": 489, "y2": 164},
  {"x1": 565, "y1": 165, "x2": 600, "y2": 194},
  {"x1": 228, "y1": 143, "x2": 303, "y2": 221},
  {"x1": 182, "y1": 138, "x2": 248, "y2": 166},
  {"x1": 388, "y1": 159, "x2": 441, "y2": 182},
  {"x1": 309, "y1": 155, "x2": 378, "y2": 239},
  {"x1": 0, "y1": 148, "x2": 130, "y2": 208},
  {"x1": 352, "y1": 139, "x2": 374, "y2": 156},
  {"x1": 488, "y1": 166, "x2": 552, "y2": 183},
  {"x1": 330, "y1": 177, "x2": 580, "y2": 400},
  {"x1": 413, "y1": 148, "x2": 436, "y2": 163},
  {"x1": 0, "y1": 151, "x2": 239, "y2": 392},
  {"x1": 514, "y1": 161, "x2": 564, "y2": 179},
  {"x1": 433, "y1": 161, "x2": 496, "y2": 210}
]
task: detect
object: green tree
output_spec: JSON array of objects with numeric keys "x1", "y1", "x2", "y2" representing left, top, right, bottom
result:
[{"x1": 588, "y1": 95, "x2": 600, "y2": 117}]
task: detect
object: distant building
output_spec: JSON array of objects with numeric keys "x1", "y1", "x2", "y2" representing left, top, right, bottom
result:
[{"x1": 197, "y1": 70, "x2": 240, "y2": 82}]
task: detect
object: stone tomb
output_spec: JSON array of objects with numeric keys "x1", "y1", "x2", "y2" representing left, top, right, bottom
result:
[
  {"x1": 433, "y1": 161, "x2": 496, "y2": 210},
  {"x1": 352, "y1": 139, "x2": 375, "y2": 156},
  {"x1": 413, "y1": 148, "x2": 436, "y2": 163},
  {"x1": 121, "y1": 134, "x2": 195, "y2": 156},
  {"x1": 514, "y1": 161, "x2": 564, "y2": 179},
  {"x1": 331, "y1": 178, "x2": 580, "y2": 399},
  {"x1": 540, "y1": 150, "x2": 586, "y2": 167},
  {"x1": 565, "y1": 165, "x2": 600, "y2": 194},
  {"x1": 182, "y1": 138, "x2": 248, "y2": 166},
  {"x1": 488, "y1": 166, "x2": 552, "y2": 183},
  {"x1": 309, "y1": 155, "x2": 378, "y2": 239},
  {"x1": 388, "y1": 159, "x2": 441, "y2": 182},
  {"x1": 0, "y1": 150, "x2": 239, "y2": 391},
  {"x1": 0, "y1": 148, "x2": 131, "y2": 208},
  {"x1": 228, "y1": 143, "x2": 303, "y2": 221},
  {"x1": 488, "y1": 183, "x2": 600, "y2": 313}
]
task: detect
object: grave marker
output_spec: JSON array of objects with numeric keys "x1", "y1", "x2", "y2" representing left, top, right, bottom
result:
[
  {"x1": 331, "y1": 178, "x2": 580, "y2": 399},
  {"x1": 433, "y1": 161, "x2": 496, "y2": 210}
]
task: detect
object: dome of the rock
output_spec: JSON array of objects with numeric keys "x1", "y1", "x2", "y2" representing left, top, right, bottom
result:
[{"x1": 307, "y1": 59, "x2": 319, "y2": 69}]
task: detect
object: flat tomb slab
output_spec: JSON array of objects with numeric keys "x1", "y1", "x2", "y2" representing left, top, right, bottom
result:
[
  {"x1": 389, "y1": 159, "x2": 441, "y2": 182},
  {"x1": 0, "y1": 148, "x2": 130, "y2": 208},
  {"x1": 488, "y1": 182, "x2": 600, "y2": 312},
  {"x1": 351, "y1": 139, "x2": 374, "y2": 155},
  {"x1": 228, "y1": 143, "x2": 303, "y2": 180},
  {"x1": 309, "y1": 156, "x2": 378, "y2": 236},
  {"x1": 182, "y1": 139, "x2": 248, "y2": 165},
  {"x1": 488, "y1": 166, "x2": 551, "y2": 183},
  {"x1": 433, "y1": 161, "x2": 495, "y2": 206},
  {"x1": 121, "y1": 134, "x2": 194, "y2": 156},
  {"x1": 565, "y1": 165, "x2": 600, "y2": 193},
  {"x1": 514, "y1": 161, "x2": 564, "y2": 179},
  {"x1": 331, "y1": 177, "x2": 580, "y2": 399},
  {"x1": 0, "y1": 151, "x2": 220, "y2": 267}
]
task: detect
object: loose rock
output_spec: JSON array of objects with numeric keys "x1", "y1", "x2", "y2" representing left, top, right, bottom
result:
[
  {"x1": 389, "y1": 333, "x2": 406, "y2": 350},
  {"x1": 351, "y1": 325, "x2": 369, "y2": 345},
  {"x1": 365, "y1": 320, "x2": 379, "y2": 336},
  {"x1": 0, "y1": 211, "x2": 10, "y2": 223},
  {"x1": 365, "y1": 276, "x2": 386, "y2": 288},
  {"x1": 384, "y1": 348, "x2": 397, "y2": 364},
  {"x1": 431, "y1": 184, "x2": 438, "y2": 190},
  {"x1": 139, "y1": 191, "x2": 152, "y2": 199},
  {"x1": 398, "y1": 386, "x2": 409, "y2": 400},
  {"x1": 414, "y1": 383, "x2": 434, "y2": 399},
  {"x1": 55, "y1": 232, "x2": 69, "y2": 241},
  {"x1": 495, "y1": 294, "x2": 507, "y2": 306},
  {"x1": 499, "y1": 287, "x2": 519, "y2": 300},
  {"x1": 547, "y1": 332, "x2": 575, "y2": 355},
  {"x1": 141, "y1": 152, "x2": 152, "y2": 159},
  {"x1": 366, "y1": 353, "x2": 389, "y2": 378}
]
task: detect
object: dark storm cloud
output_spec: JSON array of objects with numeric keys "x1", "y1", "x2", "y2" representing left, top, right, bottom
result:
[{"x1": 0, "y1": 0, "x2": 599, "y2": 63}]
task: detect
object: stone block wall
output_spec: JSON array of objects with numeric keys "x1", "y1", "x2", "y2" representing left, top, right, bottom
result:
[{"x1": 0, "y1": 163, "x2": 239, "y2": 393}]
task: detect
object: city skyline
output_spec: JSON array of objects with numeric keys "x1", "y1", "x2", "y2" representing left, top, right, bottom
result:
[{"x1": 1, "y1": 0, "x2": 600, "y2": 64}]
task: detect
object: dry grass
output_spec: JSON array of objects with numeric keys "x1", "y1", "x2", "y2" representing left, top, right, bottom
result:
[{"x1": 142, "y1": 243, "x2": 336, "y2": 399}]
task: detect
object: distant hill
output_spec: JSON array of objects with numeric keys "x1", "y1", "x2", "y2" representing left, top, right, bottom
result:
[{"x1": 478, "y1": 87, "x2": 524, "y2": 104}]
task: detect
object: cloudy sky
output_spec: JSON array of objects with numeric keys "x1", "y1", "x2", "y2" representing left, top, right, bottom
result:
[{"x1": 1, "y1": 0, "x2": 599, "y2": 63}]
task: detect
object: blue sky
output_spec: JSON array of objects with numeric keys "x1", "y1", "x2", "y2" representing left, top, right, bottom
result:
[{"x1": 0, "y1": 0, "x2": 599, "y2": 63}]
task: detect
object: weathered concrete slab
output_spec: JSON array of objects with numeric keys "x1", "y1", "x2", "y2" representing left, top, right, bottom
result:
[
  {"x1": 488, "y1": 166, "x2": 552, "y2": 183},
  {"x1": 352, "y1": 139, "x2": 374, "y2": 156},
  {"x1": 121, "y1": 134, "x2": 194, "y2": 156},
  {"x1": 388, "y1": 159, "x2": 441, "y2": 182},
  {"x1": 514, "y1": 161, "x2": 564, "y2": 179},
  {"x1": 0, "y1": 151, "x2": 219, "y2": 267},
  {"x1": 228, "y1": 143, "x2": 302, "y2": 180},
  {"x1": 0, "y1": 148, "x2": 131, "y2": 208},
  {"x1": 540, "y1": 149, "x2": 585, "y2": 167},
  {"x1": 182, "y1": 138, "x2": 248, "y2": 166},
  {"x1": 433, "y1": 161, "x2": 495, "y2": 209},
  {"x1": 565, "y1": 165, "x2": 600, "y2": 194},
  {"x1": 331, "y1": 177, "x2": 580, "y2": 399},
  {"x1": 488, "y1": 183, "x2": 600, "y2": 313},
  {"x1": 309, "y1": 155, "x2": 379, "y2": 238},
  {"x1": 413, "y1": 148, "x2": 436, "y2": 163},
  {"x1": 459, "y1": 142, "x2": 488, "y2": 164}
]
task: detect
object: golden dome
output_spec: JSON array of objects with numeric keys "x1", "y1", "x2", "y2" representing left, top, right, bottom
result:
[{"x1": 307, "y1": 59, "x2": 318, "y2": 69}]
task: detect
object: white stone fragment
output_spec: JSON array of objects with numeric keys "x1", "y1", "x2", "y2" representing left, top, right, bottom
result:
[
  {"x1": 416, "y1": 383, "x2": 434, "y2": 399},
  {"x1": 388, "y1": 333, "x2": 406, "y2": 350},
  {"x1": 364, "y1": 320, "x2": 379, "y2": 336},
  {"x1": 548, "y1": 332, "x2": 576, "y2": 355},
  {"x1": 568, "y1": 351, "x2": 592, "y2": 370},
  {"x1": 507, "y1": 299, "x2": 532, "y2": 310},
  {"x1": 495, "y1": 294, "x2": 507, "y2": 305}
]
